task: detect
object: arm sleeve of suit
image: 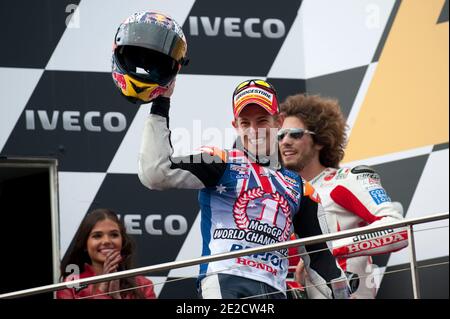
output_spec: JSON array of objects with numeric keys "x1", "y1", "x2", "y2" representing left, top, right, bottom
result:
[
  {"x1": 294, "y1": 181, "x2": 348, "y2": 299},
  {"x1": 331, "y1": 166, "x2": 408, "y2": 258},
  {"x1": 138, "y1": 97, "x2": 227, "y2": 190}
]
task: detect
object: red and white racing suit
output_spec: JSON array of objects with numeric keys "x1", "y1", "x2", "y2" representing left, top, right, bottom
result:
[{"x1": 308, "y1": 166, "x2": 409, "y2": 298}]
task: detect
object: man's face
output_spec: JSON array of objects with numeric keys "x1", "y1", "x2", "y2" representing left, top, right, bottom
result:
[
  {"x1": 279, "y1": 116, "x2": 319, "y2": 172},
  {"x1": 232, "y1": 104, "x2": 280, "y2": 156}
]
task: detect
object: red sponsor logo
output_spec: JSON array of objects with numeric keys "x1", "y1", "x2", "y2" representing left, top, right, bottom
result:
[
  {"x1": 112, "y1": 72, "x2": 126, "y2": 90},
  {"x1": 236, "y1": 257, "x2": 278, "y2": 275},
  {"x1": 149, "y1": 85, "x2": 167, "y2": 100},
  {"x1": 346, "y1": 232, "x2": 408, "y2": 254},
  {"x1": 324, "y1": 171, "x2": 336, "y2": 181}
]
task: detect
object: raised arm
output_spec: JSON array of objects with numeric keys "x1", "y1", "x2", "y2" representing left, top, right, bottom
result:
[{"x1": 138, "y1": 95, "x2": 227, "y2": 190}]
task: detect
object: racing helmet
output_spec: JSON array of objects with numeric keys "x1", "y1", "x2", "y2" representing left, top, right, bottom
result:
[{"x1": 112, "y1": 11, "x2": 188, "y2": 104}]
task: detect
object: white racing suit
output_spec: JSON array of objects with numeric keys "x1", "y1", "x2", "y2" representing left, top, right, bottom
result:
[
  {"x1": 308, "y1": 166, "x2": 408, "y2": 298},
  {"x1": 138, "y1": 97, "x2": 346, "y2": 298}
]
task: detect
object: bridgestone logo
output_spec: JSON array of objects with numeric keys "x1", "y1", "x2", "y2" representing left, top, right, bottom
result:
[
  {"x1": 234, "y1": 88, "x2": 272, "y2": 101},
  {"x1": 352, "y1": 229, "x2": 394, "y2": 242}
]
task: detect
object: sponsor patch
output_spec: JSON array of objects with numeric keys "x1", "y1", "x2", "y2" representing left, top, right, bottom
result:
[
  {"x1": 335, "y1": 168, "x2": 350, "y2": 180},
  {"x1": 230, "y1": 164, "x2": 250, "y2": 179},
  {"x1": 351, "y1": 165, "x2": 376, "y2": 174},
  {"x1": 286, "y1": 186, "x2": 301, "y2": 201},
  {"x1": 356, "y1": 173, "x2": 380, "y2": 181},
  {"x1": 369, "y1": 188, "x2": 391, "y2": 205},
  {"x1": 235, "y1": 174, "x2": 250, "y2": 180},
  {"x1": 324, "y1": 171, "x2": 337, "y2": 181},
  {"x1": 230, "y1": 164, "x2": 249, "y2": 173},
  {"x1": 284, "y1": 175, "x2": 299, "y2": 186}
]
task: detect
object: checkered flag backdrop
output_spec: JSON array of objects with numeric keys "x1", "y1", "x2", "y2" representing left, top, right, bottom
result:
[{"x1": 0, "y1": 0, "x2": 448, "y2": 298}]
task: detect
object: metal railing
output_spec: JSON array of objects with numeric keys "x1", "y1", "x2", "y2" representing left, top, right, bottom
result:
[{"x1": 0, "y1": 212, "x2": 448, "y2": 299}]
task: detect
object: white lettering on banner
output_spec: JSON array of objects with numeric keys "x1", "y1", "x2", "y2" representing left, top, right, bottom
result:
[
  {"x1": 104, "y1": 112, "x2": 126, "y2": 132},
  {"x1": 84, "y1": 111, "x2": 101, "y2": 132},
  {"x1": 224, "y1": 17, "x2": 241, "y2": 37},
  {"x1": 63, "y1": 111, "x2": 81, "y2": 131},
  {"x1": 123, "y1": 214, "x2": 142, "y2": 235},
  {"x1": 25, "y1": 110, "x2": 127, "y2": 132},
  {"x1": 244, "y1": 18, "x2": 261, "y2": 38},
  {"x1": 189, "y1": 16, "x2": 285, "y2": 38},
  {"x1": 37, "y1": 110, "x2": 58, "y2": 130},
  {"x1": 118, "y1": 214, "x2": 188, "y2": 236}
]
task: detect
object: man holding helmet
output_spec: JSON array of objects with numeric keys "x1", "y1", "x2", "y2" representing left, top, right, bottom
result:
[{"x1": 112, "y1": 11, "x2": 347, "y2": 299}]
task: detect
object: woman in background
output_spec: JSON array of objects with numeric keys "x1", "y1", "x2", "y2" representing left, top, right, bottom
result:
[{"x1": 57, "y1": 208, "x2": 155, "y2": 299}]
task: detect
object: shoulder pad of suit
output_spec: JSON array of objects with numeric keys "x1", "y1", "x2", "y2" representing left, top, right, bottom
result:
[
  {"x1": 350, "y1": 165, "x2": 377, "y2": 175},
  {"x1": 198, "y1": 145, "x2": 227, "y2": 162}
]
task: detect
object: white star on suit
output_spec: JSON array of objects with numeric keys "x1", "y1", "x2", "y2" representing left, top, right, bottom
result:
[{"x1": 216, "y1": 184, "x2": 226, "y2": 194}]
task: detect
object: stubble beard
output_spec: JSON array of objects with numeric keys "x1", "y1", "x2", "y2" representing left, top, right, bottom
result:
[{"x1": 284, "y1": 148, "x2": 316, "y2": 173}]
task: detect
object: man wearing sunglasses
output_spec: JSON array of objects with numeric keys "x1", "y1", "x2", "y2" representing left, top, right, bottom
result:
[
  {"x1": 278, "y1": 94, "x2": 408, "y2": 298},
  {"x1": 138, "y1": 79, "x2": 347, "y2": 299}
]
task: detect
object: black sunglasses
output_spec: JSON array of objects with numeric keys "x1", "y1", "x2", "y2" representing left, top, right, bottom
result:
[{"x1": 277, "y1": 128, "x2": 316, "y2": 141}]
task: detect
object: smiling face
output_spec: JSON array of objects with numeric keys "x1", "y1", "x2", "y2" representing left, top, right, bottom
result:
[
  {"x1": 279, "y1": 116, "x2": 321, "y2": 172},
  {"x1": 232, "y1": 104, "x2": 280, "y2": 156},
  {"x1": 86, "y1": 218, "x2": 123, "y2": 267}
]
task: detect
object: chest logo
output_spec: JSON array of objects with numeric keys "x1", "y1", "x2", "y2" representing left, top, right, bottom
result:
[{"x1": 233, "y1": 187, "x2": 292, "y2": 242}]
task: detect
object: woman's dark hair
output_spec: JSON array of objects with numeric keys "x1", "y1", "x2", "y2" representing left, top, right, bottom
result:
[{"x1": 60, "y1": 208, "x2": 144, "y2": 298}]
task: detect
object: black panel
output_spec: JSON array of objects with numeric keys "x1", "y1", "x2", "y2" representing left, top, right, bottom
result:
[
  {"x1": 1, "y1": 71, "x2": 139, "y2": 172},
  {"x1": 305, "y1": 66, "x2": 368, "y2": 119},
  {"x1": 432, "y1": 142, "x2": 449, "y2": 152},
  {"x1": 0, "y1": 170, "x2": 53, "y2": 299},
  {"x1": 377, "y1": 256, "x2": 449, "y2": 299},
  {"x1": 158, "y1": 277, "x2": 198, "y2": 299},
  {"x1": 180, "y1": 0, "x2": 303, "y2": 76},
  {"x1": 265, "y1": 78, "x2": 307, "y2": 105},
  {"x1": 0, "y1": 0, "x2": 81, "y2": 68},
  {"x1": 438, "y1": 0, "x2": 449, "y2": 24},
  {"x1": 373, "y1": 155, "x2": 429, "y2": 217}
]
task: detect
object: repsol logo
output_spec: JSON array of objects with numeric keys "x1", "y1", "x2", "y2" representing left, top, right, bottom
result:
[
  {"x1": 25, "y1": 110, "x2": 127, "y2": 132},
  {"x1": 118, "y1": 214, "x2": 188, "y2": 236},
  {"x1": 188, "y1": 16, "x2": 285, "y2": 38}
]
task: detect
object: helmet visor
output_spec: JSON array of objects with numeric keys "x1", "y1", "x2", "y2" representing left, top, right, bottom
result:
[
  {"x1": 115, "y1": 45, "x2": 179, "y2": 86},
  {"x1": 115, "y1": 22, "x2": 187, "y2": 64}
]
